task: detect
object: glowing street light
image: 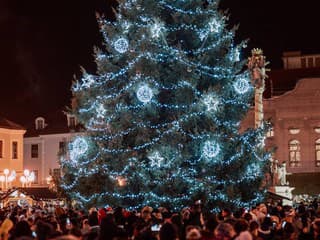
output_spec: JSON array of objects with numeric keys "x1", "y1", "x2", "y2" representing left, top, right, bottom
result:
[
  {"x1": 20, "y1": 169, "x2": 35, "y2": 187},
  {"x1": 0, "y1": 169, "x2": 16, "y2": 191}
]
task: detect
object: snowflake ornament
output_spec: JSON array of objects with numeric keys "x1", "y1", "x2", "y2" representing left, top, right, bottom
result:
[
  {"x1": 136, "y1": 84, "x2": 153, "y2": 103},
  {"x1": 234, "y1": 77, "x2": 250, "y2": 94},
  {"x1": 203, "y1": 140, "x2": 220, "y2": 159},
  {"x1": 114, "y1": 37, "x2": 129, "y2": 53},
  {"x1": 69, "y1": 136, "x2": 89, "y2": 164}
]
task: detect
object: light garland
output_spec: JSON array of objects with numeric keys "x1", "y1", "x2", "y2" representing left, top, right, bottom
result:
[{"x1": 61, "y1": 0, "x2": 270, "y2": 211}]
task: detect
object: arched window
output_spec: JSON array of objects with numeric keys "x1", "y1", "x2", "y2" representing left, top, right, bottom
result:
[
  {"x1": 289, "y1": 139, "x2": 301, "y2": 167},
  {"x1": 316, "y1": 139, "x2": 320, "y2": 167}
]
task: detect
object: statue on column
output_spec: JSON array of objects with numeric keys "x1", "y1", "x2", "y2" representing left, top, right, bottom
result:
[{"x1": 277, "y1": 161, "x2": 289, "y2": 186}]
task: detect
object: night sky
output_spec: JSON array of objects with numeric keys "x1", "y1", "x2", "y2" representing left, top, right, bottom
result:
[{"x1": 1, "y1": 0, "x2": 320, "y2": 124}]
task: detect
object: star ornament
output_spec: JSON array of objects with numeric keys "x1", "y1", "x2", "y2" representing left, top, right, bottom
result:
[
  {"x1": 203, "y1": 94, "x2": 219, "y2": 111},
  {"x1": 148, "y1": 151, "x2": 164, "y2": 167}
]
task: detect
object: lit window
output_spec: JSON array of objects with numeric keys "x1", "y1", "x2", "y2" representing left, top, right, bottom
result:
[
  {"x1": 289, "y1": 139, "x2": 300, "y2": 167},
  {"x1": 316, "y1": 139, "x2": 320, "y2": 167},
  {"x1": 12, "y1": 141, "x2": 18, "y2": 159},
  {"x1": 266, "y1": 127, "x2": 274, "y2": 138},
  {"x1": 289, "y1": 128, "x2": 300, "y2": 135},
  {"x1": 35, "y1": 117, "x2": 45, "y2": 130},
  {"x1": 32, "y1": 170, "x2": 38, "y2": 184},
  {"x1": 0, "y1": 140, "x2": 3, "y2": 158},
  {"x1": 31, "y1": 144, "x2": 39, "y2": 158}
]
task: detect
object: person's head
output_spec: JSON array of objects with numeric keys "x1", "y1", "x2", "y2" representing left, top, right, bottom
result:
[
  {"x1": 159, "y1": 222, "x2": 177, "y2": 240},
  {"x1": 14, "y1": 220, "x2": 32, "y2": 238},
  {"x1": 313, "y1": 219, "x2": 320, "y2": 235},
  {"x1": 186, "y1": 227, "x2": 201, "y2": 240},
  {"x1": 234, "y1": 219, "x2": 249, "y2": 235},
  {"x1": 141, "y1": 206, "x2": 153, "y2": 221},
  {"x1": 214, "y1": 222, "x2": 236, "y2": 240}
]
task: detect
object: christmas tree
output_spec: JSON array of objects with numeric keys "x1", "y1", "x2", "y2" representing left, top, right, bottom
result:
[{"x1": 60, "y1": 0, "x2": 270, "y2": 211}]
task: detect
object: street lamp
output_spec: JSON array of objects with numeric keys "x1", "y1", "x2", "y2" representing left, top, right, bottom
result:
[
  {"x1": 20, "y1": 169, "x2": 35, "y2": 187},
  {"x1": 0, "y1": 169, "x2": 16, "y2": 191}
]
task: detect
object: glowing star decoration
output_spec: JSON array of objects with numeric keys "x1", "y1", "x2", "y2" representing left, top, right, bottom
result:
[
  {"x1": 203, "y1": 140, "x2": 220, "y2": 159},
  {"x1": 203, "y1": 94, "x2": 219, "y2": 111},
  {"x1": 96, "y1": 103, "x2": 106, "y2": 119},
  {"x1": 148, "y1": 151, "x2": 164, "y2": 168},
  {"x1": 114, "y1": 37, "x2": 129, "y2": 53},
  {"x1": 209, "y1": 18, "x2": 221, "y2": 33},
  {"x1": 150, "y1": 22, "x2": 164, "y2": 38},
  {"x1": 136, "y1": 84, "x2": 153, "y2": 103},
  {"x1": 81, "y1": 74, "x2": 95, "y2": 88},
  {"x1": 69, "y1": 137, "x2": 89, "y2": 162},
  {"x1": 234, "y1": 77, "x2": 250, "y2": 94}
]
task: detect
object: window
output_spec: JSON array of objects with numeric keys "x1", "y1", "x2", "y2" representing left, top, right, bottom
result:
[
  {"x1": 289, "y1": 128, "x2": 300, "y2": 135},
  {"x1": 31, "y1": 144, "x2": 39, "y2": 158},
  {"x1": 316, "y1": 139, "x2": 320, "y2": 167},
  {"x1": 315, "y1": 57, "x2": 320, "y2": 67},
  {"x1": 35, "y1": 117, "x2": 45, "y2": 130},
  {"x1": 301, "y1": 58, "x2": 306, "y2": 68},
  {"x1": 0, "y1": 140, "x2": 3, "y2": 158},
  {"x1": 32, "y1": 170, "x2": 39, "y2": 184},
  {"x1": 67, "y1": 115, "x2": 76, "y2": 128},
  {"x1": 266, "y1": 127, "x2": 274, "y2": 138},
  {"x1": 12, "y1": 141, "x2": 18, "y2": 159},
  {"x1": 59, "y1": 141, "x2": 66, "y2": 154},
  {"x1": 308, "y1": 57, "x2": 314, "y2": 68},
  {"x1": 289, "y1": 140, "x2": 300, "y2": 167}
]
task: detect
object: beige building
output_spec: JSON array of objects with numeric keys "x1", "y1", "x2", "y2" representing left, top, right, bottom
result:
[
  {"x1": 0, "y1": 118, "x2": 26, "y2": 190},
  {"x1": 243, "y1": 51, "x2": 320, "y2": 194}
]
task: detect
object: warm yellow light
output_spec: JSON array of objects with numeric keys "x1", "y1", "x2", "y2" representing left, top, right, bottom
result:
[{"x1": 3, "y1": 169, "x2": 9, "y2": 175}]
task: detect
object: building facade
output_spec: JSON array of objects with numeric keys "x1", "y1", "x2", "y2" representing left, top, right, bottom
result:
[
  {"x1": 243, "y1": 51, "x2": 320, "y2": 194},
  {"x1": 0, "y1": 118, "x2": 26, "y2": 190},
  {"x1": 23, "y1": 112, "x2": 81, "y2": 186}
]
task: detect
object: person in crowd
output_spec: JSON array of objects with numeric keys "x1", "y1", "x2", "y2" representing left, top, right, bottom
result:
[
  {"x1": 97, "y1": 212, "x2": 127, "y2": 240},
  {"x1": 200, "y1": 213, "x2": 218, "y2": 240},
  {"x1": 214, "y1": 222, "x2": 236, "y2": 240},
  {"x1": 159, "y1": 221, "x2": 178, "y2": 240},
  {"x1": 234, "y1": 219, "x2": 252, "y2": 240}
]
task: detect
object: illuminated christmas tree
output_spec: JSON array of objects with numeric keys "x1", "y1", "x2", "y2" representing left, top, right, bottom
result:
[{"x1": 60, "y1": 0, "x2": 270, "y2": 211}]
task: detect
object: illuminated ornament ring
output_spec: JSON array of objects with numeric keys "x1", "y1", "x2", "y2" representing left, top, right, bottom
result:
[
  {"x1": 114, "y1": 37, "x2": 129, "y2": 53},
  {"x1": 70, "y1": 137, "x2": 89, "y2": 162},
  {"x1": 136, "y1": 84, "x2": 153, "y2": 103},
  {"x1": 234, "y1": 77, "x2": 250, "y2": 94},
  {"x1": 203, "y1": 140, "x2": 220, "y2": 159}
]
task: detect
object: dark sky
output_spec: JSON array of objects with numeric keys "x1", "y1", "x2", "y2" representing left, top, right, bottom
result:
[{"x1": 1, "y1": 0, "x2": 320, "y2": 124}]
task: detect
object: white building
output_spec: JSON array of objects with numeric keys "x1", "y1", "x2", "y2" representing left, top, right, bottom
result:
[{"x1": 23, "y1": 111, "x2": 81, "y2": 186}]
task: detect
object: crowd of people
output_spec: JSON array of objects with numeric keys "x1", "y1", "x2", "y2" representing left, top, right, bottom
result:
[{"x1": 0, "y1": 198, "x2": 319, "y2": 240}]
